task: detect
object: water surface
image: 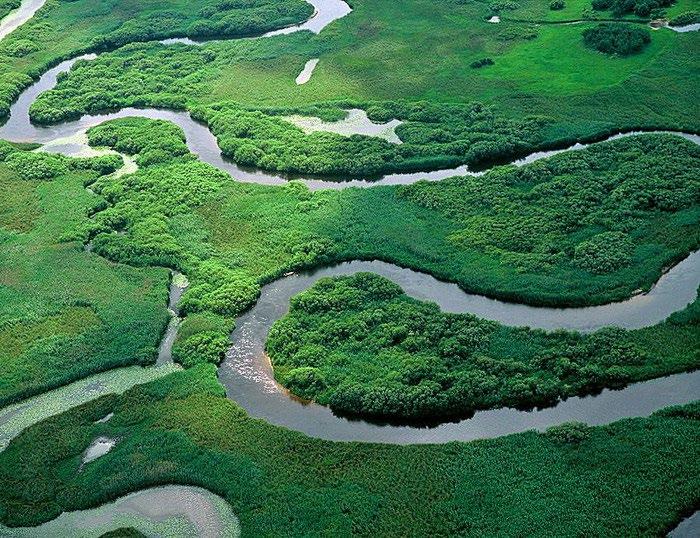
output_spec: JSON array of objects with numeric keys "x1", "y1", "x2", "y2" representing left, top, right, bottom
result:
[
  {"x1": 219, "y1": 258, "x2": 700, "y2": 444},
  {"x1": 0, "y1": 486, "x2": 240, "y2": 538}
]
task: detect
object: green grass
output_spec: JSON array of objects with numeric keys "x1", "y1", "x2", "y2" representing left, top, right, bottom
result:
[
  {"x1": 0, "y1": 147, "x2": 170, "y2": 406},
  {"x1": 0, "y1": 365, "x2": 697, "y2": 536},
  {"x1": 0, "y1": 0, "x2": 312, "y2": 119},
  {"x1": 19, "y1": 0, "x2": 700, "y2": 177}
]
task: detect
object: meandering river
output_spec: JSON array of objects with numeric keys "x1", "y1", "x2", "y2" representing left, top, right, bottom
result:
[
  {"x1": 0, "y1": 0, "x2": 698, "y2": 190},
  {"x1": 219, "y1": 258, "x2": 700, "y2": 444},
  {"x1": 0, "y1": 0, "x2": 697, "y2": 533},
  {"x1": 0, "y1": 0, "x2": 697, "y2": 445}
]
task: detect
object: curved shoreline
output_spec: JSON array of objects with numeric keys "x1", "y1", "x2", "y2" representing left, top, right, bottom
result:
[
  {"x1": 0, "y1": 274, "x2": 186, "y2": 452},
  {"x1": 0, "y1": 56, "x2": 698, "y2": 190},
  {"x1": 218, "y1": 257, "x2": 700, "y2": 444},
  {"x1": 0, "y1": 485, "x2": 241, "y2": 537},
  {"x1": 0, "y1": 0, "x2": 697, "y2": 447},
  {"x1": 0, "y1": 0, "x2": 45, "y2": 40}
]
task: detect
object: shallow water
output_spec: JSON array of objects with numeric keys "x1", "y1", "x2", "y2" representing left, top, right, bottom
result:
[
  {"x1": 295, "y1": 58, "x2": 319, "y2": 84},
  {"x1": 218, "y1": 257, "x2": 700, "y2": 443},
  {"x1": 81, "y1": 436, "x2": 116, "y2": 464},
  {"x1": 0, "y1": 277, "x2": 185, "y2": 451},
  {"x1": 0, "y1": 0, "x2": 45, "y2": 40},
  {"x1": 283, "y1": 108, "x2": 403, "y2": 143},
  {"x1": 666, "y1": 22, "x2": 700, "y2": 33},
  {"x1": 0, "y1": 485, "x2": 241, "y2": 537},
  {"x1": 157, "y1": 272, "x2": 189, "y2": 365},
  {"x1": 263, "y1": 0, "x2": 352, "y2": 36}
]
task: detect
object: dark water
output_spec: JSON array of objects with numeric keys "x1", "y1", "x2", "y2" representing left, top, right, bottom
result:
[
  {"x1": 219, "y1": 259, "x2": 700, "y2": 444},
  {"x1": 668, "y1": 511, "x2": 700, "y2": 537}
]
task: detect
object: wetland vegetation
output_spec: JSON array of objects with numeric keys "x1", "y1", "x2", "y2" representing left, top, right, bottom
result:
[
  {"x1": 0, "y1": 0, "x2": 698, "y2": 535},
  {"x1": 0, "y1": 365, "x2": 697, "y2": 536},
  {"x1": 267, "y1": 272, "x2": 700, "y2": 420}
]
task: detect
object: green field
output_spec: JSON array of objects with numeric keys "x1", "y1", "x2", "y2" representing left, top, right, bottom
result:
[
  {"x1": 0, "y1": 0, "x2": 698, "y2": 534},
  {"x1": 0, "y1": 143, "x2": 169, "y2": 405},
  {"x1": 19, "y1": 0, "x2": 700, "y2": 177},
  {"x1": 0, "y1": 365, "x2": 698, "y2": 536}
]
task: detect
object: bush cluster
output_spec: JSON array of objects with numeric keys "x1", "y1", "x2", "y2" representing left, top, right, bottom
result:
[
  {"x1": 591, "y1": 0, "x2": 674, "y2": 17},
  {"x1": 669, "y1": 11, "x2": 699, "y2": 26},
  {"x1": 583, "y1": 24, "x2": 651, "y2": 56},
  {"x1": 267, "y1": 272, "x2": 699, "y2": 420},
  {"x1": 400, "y1": 135, "x2": 699, "y2": 280},
  {"x1": 194, "y1": 100, "x2": 549, "y2": 177},
  {"x1": 550, "y1": 0, "x2": 566, "y2": 10},
  {"x1": 545, "y1": 422, "x2": 592, "y2": 443},
  {"x1": 172, "y1": 331, "x2": 230, "y2": 367},
  {"x1": 470, "y1": 58, "x2": 494, "y2": 68}
]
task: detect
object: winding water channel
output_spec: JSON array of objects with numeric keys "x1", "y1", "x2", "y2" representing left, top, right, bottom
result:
[
  {"x1": 220, "y1": 258, "x2": 700, "y2": 443},
  {"x1": 0, "y1": 0, "x2": 698, "y2": 534},
  {"x1": 0, "y1": 0, "x2": 697, "y2": 444},
  {"x1": 0, "y1": 0, "x2": 698, "y2": 189},
  {"x1": 0, "y1": 0, "x2": 698, "y2": 439}
]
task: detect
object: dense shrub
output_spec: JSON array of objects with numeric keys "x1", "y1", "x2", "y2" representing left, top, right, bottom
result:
[
  {"x1": 192, "y1": 100, "x2": 549, "y2": 176},
  {"x1": 470, "y1": 58, "x2": 495, "y2": 68},
  {"x1": 0, "y1": 365, "x2": 698, "y2": 536},
  {"x1": 545, "y1": 422, "x2": 592, "y2": 443},
  {"x1": 5, "y1": 152, "x2": 68, "y2": 180},
  {"x1": 0, "y1": 140, "x2": 18, "y2": 161},
  {"x1": 99, "y1": 528, "x2": 148, "y2": 538},
  {"x1": 172, "y1": 331, "x2": 230, "y2": 367},
  {"x1": 583, "y1": 24, "x2": 651, "y2": 55},
  {"x1": 591, "y1": 0, "x2": 674, "y2": 17},
  {"x1": 669, "y1": 11, "x2": 699, "y2": 26},
  {"x1": 401, "y1": 135, "x2": 699, "y2": 285},
  {"x1": 267, "y1": 272, "x2": 700, "y2": 420},
  {"x1": 574, "y1": 231, "x2": 633, "y2": 274},
  {"x1": 87, "y1": 118, "x2": 189, "y2": 162},
  {"x1": 550, "y1": 0, "x2": 566, "y2": 10},
  {"x1": 88, "y1": 0, "x2": 312, "y2": 50}
]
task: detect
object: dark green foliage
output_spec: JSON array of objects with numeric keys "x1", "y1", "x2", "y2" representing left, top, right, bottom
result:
[
  {"x1": 266, "y1": 273, "x2": 700, "y2": 419},
  {"x1": 172, "y1": 330, "x2": 229, "y2": 367},
  {"x1": 0, "y1": 0, "x2": 19, "y2": 20},
  {"x1": 669, "y1": 11, "x2": 699, "y2": 25},
  {"x1": 399, "y1": 134, "x2": 699, "y2": 298},
  {"x1": 545, "y1": 421, "x2": 592, "y2": 443},
  {"x1": 470, "y1": 58, "x2": 495, "y2": 68},
  {"x1": 99, "y1": 529, "x2": 147, "y2": 538},
  {"x1": 194, "y1": 100, "x2": 549, "y2": 176},
  {"x1": 87, "y1": 0, "x2": 312, "y2": 51},
  {"x1": 550, "y1": 0, "x2": 565, "y2": 9},
  {"x1": 87, "y1": 117, "x2": 190, "y2": 165},
  {"x1": 591, "y1": 0, "x2": 675, "y2": 17},
  {"x1": 0, "y1": 366, "x2": 697, "y2": 536},
  {"x1": 573, "y1": 231, "x2": 633, "y2": 273},
  {"x1": 583, "y1": 24, "x2": 651, "y2": 56}
]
